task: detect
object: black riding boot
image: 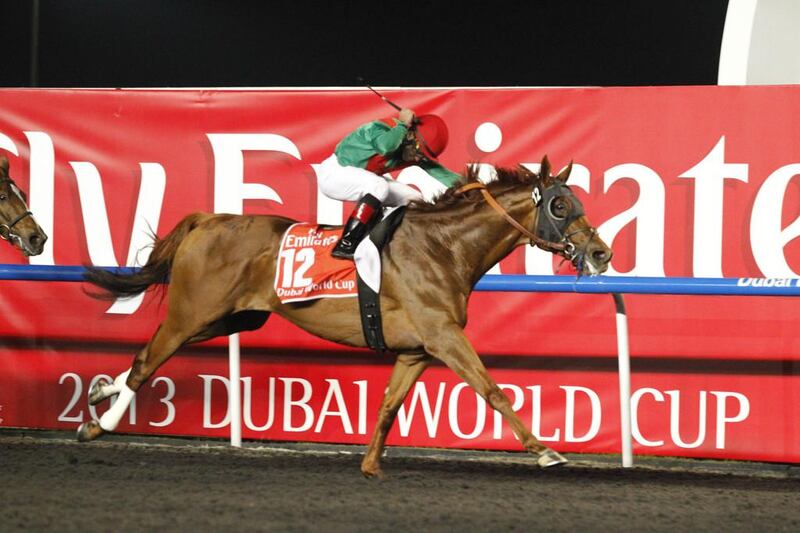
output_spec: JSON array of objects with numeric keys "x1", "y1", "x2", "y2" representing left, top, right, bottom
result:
[{"x1": 331, "y1": 194, "x2": 383, "y2": 260}]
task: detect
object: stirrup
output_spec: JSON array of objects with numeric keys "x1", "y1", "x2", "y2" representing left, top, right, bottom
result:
[{"x1": 331, "y1": 238, "x2": 356, "y2": 260}]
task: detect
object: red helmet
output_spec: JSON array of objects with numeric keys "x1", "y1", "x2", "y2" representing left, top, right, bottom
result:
[{"x1": 413, "y1": 114, "x2": 449, "y2": 162}]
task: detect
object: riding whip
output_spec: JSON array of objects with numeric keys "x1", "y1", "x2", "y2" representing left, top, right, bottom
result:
[{"x1": 357, "y1": 77, "x2": 403, "y2": 111}]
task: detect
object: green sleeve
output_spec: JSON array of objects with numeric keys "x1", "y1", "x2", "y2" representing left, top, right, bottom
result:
[
  {"x1": 371, "y1": 120, "x2": 408, "y2": 154},
  {"x1": 421, "y1": 162, "x2": 463, "y2": 188},
  {"x1": 335, "y1": 120, "x2": 409, "y2": 168}
]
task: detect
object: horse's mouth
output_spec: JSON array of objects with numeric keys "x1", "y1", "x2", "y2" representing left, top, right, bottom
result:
[
  {"x1": 17, "y1": 242, "x2": 34, "y2": 257},
  {"x1": 583, "y1": 261, "x2": 603, "y2": 276},
  {"x1": 573, "y1": 252, "x2": 610, "y2": 277},
  {"x1": 12, "y1": 235, "x2": 46, "y2": 257},
  {"x1": 567, "y1": 235, "x2": 612, "y2": 277},
  {"x1": 23, "y1": 243, "x2": 46, "y2": 257}
]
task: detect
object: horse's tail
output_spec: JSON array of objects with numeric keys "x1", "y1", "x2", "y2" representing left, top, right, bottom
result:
[{"x1": 84, "y1": 212, "x2": 213, "y2": 300}]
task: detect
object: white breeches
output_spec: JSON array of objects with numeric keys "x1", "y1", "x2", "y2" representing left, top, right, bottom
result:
[{"x1": 318, "y1": 154, "x2": 423, "y2": 206}]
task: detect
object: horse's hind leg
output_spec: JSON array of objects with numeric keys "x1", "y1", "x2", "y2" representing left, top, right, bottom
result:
[
  {"x1": 77, "y1": 310, "x2": 271, "y2": 442},
  {"x1": 85, "y1": 312, "x2": 263, "y2": 405},
  {"x1": 362, "y1": 352, "x2": 432, "y2": 479},
  {"x1": 88, "y1": 369, "x2": 130, "y2": 406},
  {"x1": 78, "y1": 318, "x2": 189, "y2": 441}
]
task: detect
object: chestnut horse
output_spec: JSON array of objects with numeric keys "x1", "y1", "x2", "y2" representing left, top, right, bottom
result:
[
  {"x1": 80, "y1": 156, "x2": 612, "y2": 478},
  {"x1": 0, "y1": 155, "x2": 47, "y2": 257}
]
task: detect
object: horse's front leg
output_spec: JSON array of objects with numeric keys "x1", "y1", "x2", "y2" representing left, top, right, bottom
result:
[
  {"x1": 424, "y1": 324, "x2": 567, "y2": 468},
  {"x1": 362, "y1": 352, "x2": 432, "y2": 479}
]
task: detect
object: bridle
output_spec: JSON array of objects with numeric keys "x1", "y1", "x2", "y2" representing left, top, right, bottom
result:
[
  {"x1": 0, "y1": 177, "x2": 34, "y2": 243},
  {"x1": 455, "y1": 180, "x2": 598, "y2": 269}
]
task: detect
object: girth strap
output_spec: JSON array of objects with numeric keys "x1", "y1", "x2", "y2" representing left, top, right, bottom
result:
[{"x1": 356, "y1": 207, "x2": 406, "y2": 353}]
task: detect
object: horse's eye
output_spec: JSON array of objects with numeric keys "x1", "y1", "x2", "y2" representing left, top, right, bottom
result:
[
  {"x1": 549, "y1": 197, "x2": 569, "y2": 219},
  {"x1": 0, "y1": 194, "x2": 7, "y2": 201}
]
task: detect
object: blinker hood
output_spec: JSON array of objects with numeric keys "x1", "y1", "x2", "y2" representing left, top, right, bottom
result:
[{"x1": 532, "y1": 182, "x2": 585, "y2": 243}]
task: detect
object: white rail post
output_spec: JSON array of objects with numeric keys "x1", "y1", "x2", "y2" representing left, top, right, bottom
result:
[
  {"x1": 228, "y1": 333, "x2": 242, "y2": 447},
  {"x1": 613, "y1": 293, "x2": 633, "y2": 467}
]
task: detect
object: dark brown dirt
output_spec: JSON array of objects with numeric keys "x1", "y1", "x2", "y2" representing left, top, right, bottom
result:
[{"x1": 1, "y1": 435, "x2": 798, "y2": 532}]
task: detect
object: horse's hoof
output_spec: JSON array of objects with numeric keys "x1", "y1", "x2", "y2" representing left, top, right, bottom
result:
[
  {"x1": 360, "y1": 463, "x2": 386, "y2": 480},
  {"x1": 76, "y1": 421, "x2": 105, "y2": 442},
  {"x1": 538, "y1": 449, "x2": 568, "y2": 468},
  {"x1": 361, "y1": 468, "x2": 385, "y2": 480},
  {"x1": 88, "y1": 379, "x2": 111, "y2": 406}
]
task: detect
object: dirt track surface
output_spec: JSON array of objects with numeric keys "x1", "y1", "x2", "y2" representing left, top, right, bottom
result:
[{"x1": 1, "y1": 435, "x2": 799, "y2": 532}]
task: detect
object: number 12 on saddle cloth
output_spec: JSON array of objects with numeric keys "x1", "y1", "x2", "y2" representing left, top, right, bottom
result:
[{"x1": 274, "y1": 223, "x2": 359, "y2": 303}]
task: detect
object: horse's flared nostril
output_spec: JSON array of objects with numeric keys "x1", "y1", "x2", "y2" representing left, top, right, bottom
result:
[
  {"x1": 29, "y1": 232, "x2": 47, "y2": 253},
  {"x1": 592, "y1": 248, "x2": 611, "y2": 264}
]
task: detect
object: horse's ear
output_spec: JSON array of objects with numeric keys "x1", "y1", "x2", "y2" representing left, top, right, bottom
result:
[
  {"x1": 540, "y1": 155, "x2": 551, "y2": 179},
  {"x1": 0, "y1": 155, "x2": 7, "y2": 175},
  {"x1": 556, "y1": 160, "x2": 573, "y2": 183}
]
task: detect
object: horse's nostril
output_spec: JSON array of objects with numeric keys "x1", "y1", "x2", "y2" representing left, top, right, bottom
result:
[
  {"x1": 593, "y1": 249, "x2": 611, "y2": 263},
  {"x1": 29, "y1": 233, "x2": 47, "y2": 250}
]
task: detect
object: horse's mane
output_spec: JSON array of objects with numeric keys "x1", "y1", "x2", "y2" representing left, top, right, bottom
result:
[{"x1": 407, "y1": 165, "x2": 540, "y2": 212}]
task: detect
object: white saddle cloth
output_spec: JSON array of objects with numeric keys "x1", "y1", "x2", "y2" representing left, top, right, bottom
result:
[{"x1": 352, "y1": 206, "x2": 400, "y2": 294}]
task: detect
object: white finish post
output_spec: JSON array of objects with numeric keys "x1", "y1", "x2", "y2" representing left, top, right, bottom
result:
[
  {"x1": 613, "y1": 294, "x2": 633, "y2": 468},
  {"x1": 228, "y1": 333, "x2": 242, "y2": 447},
  {"x1": 718, "y1": 0, "x2": 758, "y2": 85}
]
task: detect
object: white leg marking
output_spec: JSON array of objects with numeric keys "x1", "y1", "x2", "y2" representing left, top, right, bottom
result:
[
  {"x1": 104, "y1": 369, "x2": 131, "y2": 397},
  {"x1": 99, "y1": 385, "x2": 135, "y2": 432}
]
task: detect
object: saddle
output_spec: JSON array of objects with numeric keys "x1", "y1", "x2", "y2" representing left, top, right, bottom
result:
[{"x1": 274, "y1": 208, "x2": 405, "y2": 353}]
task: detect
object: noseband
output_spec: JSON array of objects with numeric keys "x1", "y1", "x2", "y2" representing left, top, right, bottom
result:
[
  {"x1": 0, "y1": 177, "x2": 34, "y2": 242},
  {"x1": 455, "y1": 181, "x2": 597, "y2": 266}
]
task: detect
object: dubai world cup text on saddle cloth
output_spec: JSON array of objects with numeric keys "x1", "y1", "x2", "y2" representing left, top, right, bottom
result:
[{"x1": 274, "y1": 223, "x2": 358, "y2": 303}]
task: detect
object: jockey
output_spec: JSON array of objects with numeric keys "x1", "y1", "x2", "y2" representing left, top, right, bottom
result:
[{"x1": 318, "y1": 109, "x2": 461, "y2": 259}]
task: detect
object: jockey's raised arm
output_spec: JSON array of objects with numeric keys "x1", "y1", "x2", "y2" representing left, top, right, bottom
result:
[{"x1": 317, "y1": 110, "x2": 458, "y2": 260}]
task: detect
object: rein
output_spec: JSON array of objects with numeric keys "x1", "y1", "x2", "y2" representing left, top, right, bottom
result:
[
  {"x1": 0, "y1": 178, "x2": 34, "y2": 241},
  {"x1": 455, "y1": 182, "x2": 567, "y2": 253}
]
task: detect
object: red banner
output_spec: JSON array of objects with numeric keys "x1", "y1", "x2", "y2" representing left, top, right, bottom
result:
[{"x1": 1, "y1": 87, "x2": 799, "y2": 462}]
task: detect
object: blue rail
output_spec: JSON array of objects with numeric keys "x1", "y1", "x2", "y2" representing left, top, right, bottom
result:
[
  {"x1": 474, "y1": 274, "x2": 800, "y2": 296},
  {"x1": 1, "y1": 264, "x2": 799, "y2": 296},
  {"x1": 0, "y1": 265, "x2": 137, "y2": 282}
]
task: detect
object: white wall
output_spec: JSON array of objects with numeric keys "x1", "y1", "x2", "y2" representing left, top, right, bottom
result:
[{"x1": 719, "y1": 0, "x2": 800, "y2": 85}]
